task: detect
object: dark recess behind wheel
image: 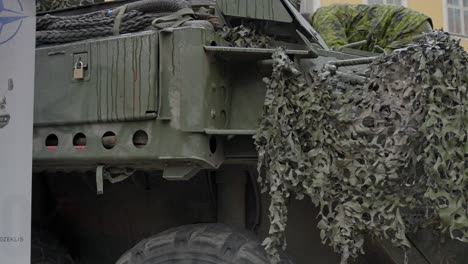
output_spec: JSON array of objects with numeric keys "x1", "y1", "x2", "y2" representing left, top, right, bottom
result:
[{"x1": 33, "y1": 172, "x2": 368, "y2": 264}]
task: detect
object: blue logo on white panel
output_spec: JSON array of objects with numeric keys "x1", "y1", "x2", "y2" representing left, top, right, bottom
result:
[{"x1": 0, "y1": 0, "x2": 26, "y2": 45}]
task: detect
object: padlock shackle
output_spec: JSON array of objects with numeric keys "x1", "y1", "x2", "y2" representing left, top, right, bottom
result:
[{"x1": 74, "y1": 61, "x2": 84, "y2": 69}]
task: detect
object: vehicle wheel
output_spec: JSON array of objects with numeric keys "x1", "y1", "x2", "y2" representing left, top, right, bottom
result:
[
  {"x1": 116, "y1": 223, "x2": 292, "y2": 264},
  {"x1": 31, "y1": 230, "x2": 75, "y2": 264}
]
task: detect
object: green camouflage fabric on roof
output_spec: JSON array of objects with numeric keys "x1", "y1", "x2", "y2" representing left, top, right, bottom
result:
[
  {"x1": 308, "y1": 4, "x2": 432, "y2": 52},
  {"x1": 36, "y1": 0, "x2": 94, "y2": 12}
]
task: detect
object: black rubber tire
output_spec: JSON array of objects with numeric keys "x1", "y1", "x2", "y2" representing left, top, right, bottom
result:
[
  {"x1": 31, "y1": 230, "x2": 75, "y2": 264},
  {"x1": 116, "y1": 224, "x2": 292, "y2": 264}
]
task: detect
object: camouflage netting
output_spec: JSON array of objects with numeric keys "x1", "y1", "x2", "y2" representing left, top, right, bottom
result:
[
  {"x1": 309, "y1": 4, "x2": 432, "y2": 52},
  {"x1": 219, "y1": 25, "x2": 271, "y2": 48},
  {"x1": 254, "y1": 30, "x2": 467, "y2": 264}
]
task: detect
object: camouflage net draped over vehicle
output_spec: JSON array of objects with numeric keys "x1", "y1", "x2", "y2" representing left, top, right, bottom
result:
[
  {"x1": 254, "y1": 31, "x2": 467, "y2": 264},
  {"x1": 219, "y1": 25, "x2": 271, "y2": 48}
]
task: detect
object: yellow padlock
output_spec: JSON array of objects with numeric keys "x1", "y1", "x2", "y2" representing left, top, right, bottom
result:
[{"x1": 73, "y1": 61, "x2": 84, "y2": 80}]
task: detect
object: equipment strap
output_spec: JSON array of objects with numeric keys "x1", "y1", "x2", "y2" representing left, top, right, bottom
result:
[
  {"x1": 152, "y1": 8, "x2": 194, "y2": 29},
  {"x1": 113, "y1": 4, "x2": 128, "y2": 36},
  {"x1": 96, "y1": 165, "x2": 104, "y2": 195}
]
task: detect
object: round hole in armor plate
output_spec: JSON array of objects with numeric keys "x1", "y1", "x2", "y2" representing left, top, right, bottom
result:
[
  {"x1": 73, "y1": 133, "x2": 87, "y2": 151},
  {"x1": 102, "y1": 131, "x2": 117, "y2": 150},
  {"x1": 133, "y1": 130, "x2": 148, "y2": 149},
  {"x1": 45, "y1": 134, "x2": 58, "y2": 151},
  {"x1": 209, "y1": 136, "x2": 217, "y2": 154}
]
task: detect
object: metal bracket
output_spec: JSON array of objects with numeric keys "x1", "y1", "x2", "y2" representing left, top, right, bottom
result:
[
  {"x1": 204, "y1": 46, "x2": 317, "y2": 62},
  {"x1": 96, "y1": 165, "x2": 104, "y2": 195},
  {"x1": 327, "y1": 57, "x2": 379, "y2": 68},
  {"x1": 204, "y1": 129, "x2": 256, "y2": 135},
  {"x1": 337, "y1": 40, "x2": 368, "y2": 51},
  {"x1": 163, "y1": 166, "x2": 200, "y2": 181},
  {"x1": 96, "y1": 166, "x2": 135, "y2": 195},
  {"x1": 279, "y1": 0, "x2": 329, "y2": 50}
]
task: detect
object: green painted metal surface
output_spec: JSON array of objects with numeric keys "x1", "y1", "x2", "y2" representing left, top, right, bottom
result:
[
  {"x1": 217, "y1": 0, "x2": 292, "y2": 22},
  {"x1": 158, "y1": 27, "x2": 229, "y2": 131},
  {"x1": 33, "y1": 27, "x2": 227, "y2": 172},
  {"x1": 32, "y1": 23, "x2": 337, "y2": 172},
  {"x1": 35, "y1": 31, "x2": 159, "y2": 125},
  {"x1": 31, "y1": 0, "x2": 377, "y2": 174},
  {"x1": 32, "y1": 1, "x2": 467, "y2": 262}
]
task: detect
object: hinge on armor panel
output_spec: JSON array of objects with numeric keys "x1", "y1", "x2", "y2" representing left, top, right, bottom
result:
[{"x1": 96, "y1": 165, "x2": 136, "y2": 195}]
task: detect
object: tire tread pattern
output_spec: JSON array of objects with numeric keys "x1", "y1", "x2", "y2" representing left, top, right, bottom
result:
[{"x1": 116, "y1": 224, "x2": 288, "y2": 264}]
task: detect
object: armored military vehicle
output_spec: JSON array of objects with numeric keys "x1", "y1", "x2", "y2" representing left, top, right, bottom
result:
[{"x1": 32, "y1": 0, "x2": 467, "y2": 264}]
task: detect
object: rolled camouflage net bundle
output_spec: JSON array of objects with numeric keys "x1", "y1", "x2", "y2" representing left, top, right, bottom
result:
[
  {"x1": 36, "y1": 0, "x2": 191, "y2": 43},
  {"x1": 37, "y1": 0, "x2": 94, "y2": 12},
  {"x1": 255, "y1": 30, "x2": 467, "y2": 264},
  {"x1": 36, "y1": 11, "x2": 159, "y2": 43}
]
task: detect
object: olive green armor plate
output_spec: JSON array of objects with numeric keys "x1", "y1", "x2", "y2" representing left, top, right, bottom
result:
[
  {"x1": 33, "y1": 0, "x2": 313, "y2": 174},
  {"x1": 34, "y1": 27, "x2": 231, "y2": 173}
]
